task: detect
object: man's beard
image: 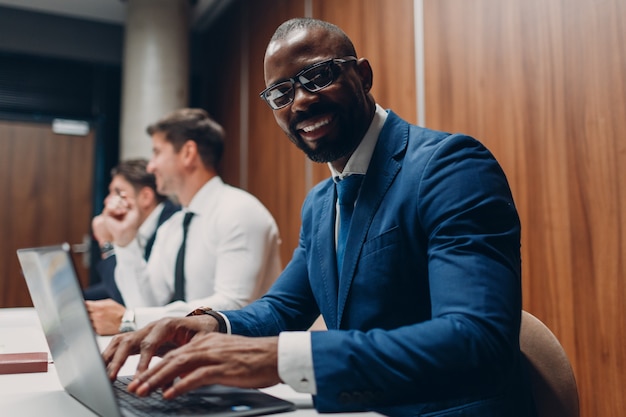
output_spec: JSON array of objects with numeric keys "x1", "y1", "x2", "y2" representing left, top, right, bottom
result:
[
  {"x1": 286, "y1": 107, "x2": 363, "y2": 163},
  {"x1": 288, "y1": 130, "x2": 361, "y2": 163}
]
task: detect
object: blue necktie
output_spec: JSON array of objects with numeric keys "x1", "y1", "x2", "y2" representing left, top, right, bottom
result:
[
  {"x1": 172, "y1": 211, "x2": 194, "y2": 302},
  {"x1": 336, "y1": 175, "x2": 364, "y2": 275}
]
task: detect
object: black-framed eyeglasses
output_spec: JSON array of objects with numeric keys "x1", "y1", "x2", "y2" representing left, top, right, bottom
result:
[{"x1": 259, "y1": 56, "x2": 357, "y2": 110}]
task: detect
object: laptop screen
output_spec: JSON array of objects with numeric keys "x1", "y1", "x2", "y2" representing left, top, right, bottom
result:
[
  {"x1": 18, "y1": 243, "x2": 123, "y2": 417},
  {"x1": 17, "y1": 243, "x2": 296, "y2": 417}
]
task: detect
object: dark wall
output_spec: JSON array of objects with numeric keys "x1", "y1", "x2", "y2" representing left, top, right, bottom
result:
[
  {"x1": 0, "y1": 51, "x2": 121, "y2": 283},
  {"x1": 0, "y1": 51, "x2": 121, "y2": 210},
  {"x1": 0, "y1": 4, "x2": 225, "y2": 284},
  {"x1": 0, "y1": 5, "x2": 125, "y2": 209},
  {"x1": 0, "y1": 6, "x2": 124, "y2": 65}
]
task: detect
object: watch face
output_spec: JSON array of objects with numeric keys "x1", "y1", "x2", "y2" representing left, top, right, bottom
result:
[
  {"x1": 118, "y1": 322, "x2": 137, "y2": 333},
  {"x1": 100, "y1": 242, "x2": 114, "y2": 252}
]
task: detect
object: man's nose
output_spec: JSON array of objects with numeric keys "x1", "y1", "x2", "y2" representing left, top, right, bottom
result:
[{"x1": 290, "y1": 84, "x2": 316, "y2": 111}]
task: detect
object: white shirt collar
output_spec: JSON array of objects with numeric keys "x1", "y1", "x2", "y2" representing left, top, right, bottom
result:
[
  {"x1": 136, "y1": 202, "x2": 165, "y2": 249},
  {"x1": 186, "y1": 176, "x2": 224, "y2": 215},
  {"x1": 328, "y1": 103, "x2": 388, "y2": 181}
]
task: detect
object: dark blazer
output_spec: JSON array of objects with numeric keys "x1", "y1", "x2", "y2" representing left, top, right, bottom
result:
[
  {"x1": 83, "y1": 199, "x2": 180, "y2": 305},
  {"x1": 225, "y1": 111, "x2": 534, "y2": 416}
]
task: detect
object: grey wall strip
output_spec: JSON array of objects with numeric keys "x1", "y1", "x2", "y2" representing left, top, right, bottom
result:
[
  {"x1": 304, "y1": 0, "x2": 314, "y2": 191},
  {"x1": 414, "y1": 0, "x2": 426, "y2": 127}
]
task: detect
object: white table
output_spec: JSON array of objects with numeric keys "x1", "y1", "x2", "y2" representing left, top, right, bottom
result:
[{"x1": 0, "y1": 308, "x2": 377, "y2": 416}]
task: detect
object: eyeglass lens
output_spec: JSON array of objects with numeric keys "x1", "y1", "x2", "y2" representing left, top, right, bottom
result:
[
  {"x1": 263, "y1": 60, "x2": 336, "y2": 109},
  {"x1": 260, "y1": 57, "x2": 357, "y2": 109}
]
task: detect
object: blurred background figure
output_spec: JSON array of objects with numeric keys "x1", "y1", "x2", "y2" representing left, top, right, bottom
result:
[
  {"x1": 83, "y1": 158, "x2": 180, "y2": 303},
  {"x1": 86, "y1": 109, "x2": 282, "y2": 336}
]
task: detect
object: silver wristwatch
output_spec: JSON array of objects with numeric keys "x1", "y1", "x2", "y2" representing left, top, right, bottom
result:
[
  {"x1": 118, "y1": 309, "x2": 137, "y2": 333},
  {"x1": 100, "y1": 241, "x2": 115, "y2": 259}
]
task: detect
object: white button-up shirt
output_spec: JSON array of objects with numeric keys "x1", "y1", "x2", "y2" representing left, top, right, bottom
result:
[
  {"x1": 114, "y1": 176, "x2": 283, "y2": 328},
  {"x1": 278, "y1": 104, "x2": 388, "y2": 394}
]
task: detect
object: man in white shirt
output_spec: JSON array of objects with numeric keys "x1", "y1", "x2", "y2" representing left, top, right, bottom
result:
[
  {"x1": 88, "y1": 108, "x2": 282, "y2": 335},
  {"x1": 84, "y1": 158, "x2": 180, "y2": 314}
]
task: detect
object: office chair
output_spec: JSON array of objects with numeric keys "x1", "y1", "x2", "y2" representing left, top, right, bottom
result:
[{"x1": 520, "y1": 310, "x2": 580, "y2": 417}]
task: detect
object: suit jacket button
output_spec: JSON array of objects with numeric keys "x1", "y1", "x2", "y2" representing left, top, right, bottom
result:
[{"x1": 338, "y1": 392, "x2": 352, "y2": 404}]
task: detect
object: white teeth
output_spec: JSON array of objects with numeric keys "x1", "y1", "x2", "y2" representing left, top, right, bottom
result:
[{"x1": 302, "y1": 118, "x2": 330, "y2": 133}]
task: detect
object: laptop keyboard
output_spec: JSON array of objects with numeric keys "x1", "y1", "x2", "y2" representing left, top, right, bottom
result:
[{"x1": 113, "y1": 376, "x2": 223, "y2": 417}]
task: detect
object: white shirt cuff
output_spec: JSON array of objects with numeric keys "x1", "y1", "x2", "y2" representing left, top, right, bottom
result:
[
  {"x1": 215, "y1": 311, "x2": 232, "y2": 334},
  {"x1": 134, "y1": 302, "x2": 189, "y2": 329},
  {"x1": 132, "y1": 306, "x2": 166, "y2": 329},
  {"x1": 113, "y1": 238, "x2": 142, "y2": 264},
  {"x1": 278, "y1": 331, "x2": 317, "y2": 394}
]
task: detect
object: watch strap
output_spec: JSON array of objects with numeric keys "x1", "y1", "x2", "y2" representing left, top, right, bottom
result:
[
  {"x1": 118, "y1": 309, "x2": 137, "y2": 333},
  {"x1": 186, "y1": 307, "x2": 227, "y2": 333},
  {"x1": 100, "y1": 241, "x2": 115, "y2": 259}
]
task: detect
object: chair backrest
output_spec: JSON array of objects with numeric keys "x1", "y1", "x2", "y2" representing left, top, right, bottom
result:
[{"x1": 520, "y1": 310, "x2": 580, "y2": 417}]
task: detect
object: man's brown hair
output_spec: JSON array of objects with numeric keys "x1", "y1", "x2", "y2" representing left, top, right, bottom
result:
[
  {"x1": 146, "y1": 108, "x2": 225, "y2": 169},
  {"x1": 112, "y1": 158, "x2": 167, "y2": 203}
]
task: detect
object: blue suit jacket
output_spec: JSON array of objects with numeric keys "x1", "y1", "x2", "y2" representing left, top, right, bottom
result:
[
  {"x1": 83, "y1": 199, "x2": 180, "y2": 305},
  {"x1": 225, "y1": 112, "x2": 534, "y2": 416}
]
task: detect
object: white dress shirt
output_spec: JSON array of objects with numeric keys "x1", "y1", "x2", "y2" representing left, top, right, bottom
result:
[
  {"x1": 272, "y1": 105, "x2": 389, "y2": 395},
  {"x1": 114, "y1": 176, "x2": 282, "y2": 328},
  {"x1": 135, "y1": 201, "x2": 165, "y2": 254}
]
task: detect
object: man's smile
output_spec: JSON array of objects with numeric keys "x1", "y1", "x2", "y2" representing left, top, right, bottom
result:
[{"x1": 296, "y1": 114, "x2": 335, "y2": 142}]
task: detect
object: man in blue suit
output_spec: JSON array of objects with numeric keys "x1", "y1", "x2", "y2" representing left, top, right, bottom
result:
[{"x1": 104, "y1": 18, "x2": 535, "y2": 416}]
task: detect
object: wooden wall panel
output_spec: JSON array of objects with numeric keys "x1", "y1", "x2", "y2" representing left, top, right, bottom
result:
[
  {"x1": 0, "y1": 121, "x2": 94, "y2": 307},
  {"x1": 204, "y1": 0, "x2": 626, "y2": 413},
  {"x1": 311, "y1": 0, "x2": 417, "y2": 184},
  {"x1": 201, "y1": 4, "x2": 243, "y2": 187},
  {"x1": 244, "y1": 0, "x2": 309, "y2": 264},
  {"x1": 202, "y1": 0, "x2": 626, "y2": 413},
  {"x1": 423, "y1": 0, "x2": 626, "y2": 416},
  {"x1": 200, "y1": 0, "x2": 306, "y2": 264},
  {"x1": 207, "y1": 0, "x2": 416, "y2": 265},
  {"x1": 203, "y1": 0, "x2": 308, "y2": 264}
]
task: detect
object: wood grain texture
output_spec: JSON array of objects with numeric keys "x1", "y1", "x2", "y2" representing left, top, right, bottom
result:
[
  {"x1": 203, "y1": 0, "x2": 416, "y2": 266},
  {"x1": 312, "y1": 0, "x2": 417, "y2": 185},
  {"x1": 0, "y1": 120, "x2": 93, "y2": 307},
  {"x1": 245, "y1": 0, "x2": 309, "y2": 266},
  {"x1": 194, "y1": 1, "x2": 626, "y2": 413},
  {"x1": 424, "y1": 0, "x2": 626, "y2": 415},
  {"x1": 200, "y1": 0, "x2": 308, "y2": 265}
]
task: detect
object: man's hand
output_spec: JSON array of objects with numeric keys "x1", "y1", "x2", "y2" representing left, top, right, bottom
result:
[
  {"x1": 86, "y1": 299, "x2": 126, "y2": 335},
  {"x1": 102, "y1": 315, "x2": 219, "y2": 381},
  {"x1": 102, "y1": 190, "x2": 141, "y2": 247},
  {"x1": 92, "y1": 214, "x2": 114, "y2": 247},
  {"x1": 128, "y1": 333, "x2": 281, "y2": 399}
]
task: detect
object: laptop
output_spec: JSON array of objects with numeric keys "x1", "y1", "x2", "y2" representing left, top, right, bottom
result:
[{"x1": 17, "y1": 243, "x2": 296, "y2": 417}]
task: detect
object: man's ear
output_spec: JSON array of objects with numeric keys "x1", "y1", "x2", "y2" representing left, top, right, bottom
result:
[
  {"x1": 180, "y1": 139, "x2": 198, "y2": 166},
  {"x1": 137, "y1": 186, "x2": 156, "y2": 209},
  {"x1": 356, "y1": 58, "x2": 374, "y2": 93}
]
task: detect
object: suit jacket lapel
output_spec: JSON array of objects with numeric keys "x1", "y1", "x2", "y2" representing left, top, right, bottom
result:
[{"x1": 336, "y1": 112, "x2": 407, "y2": 327}]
